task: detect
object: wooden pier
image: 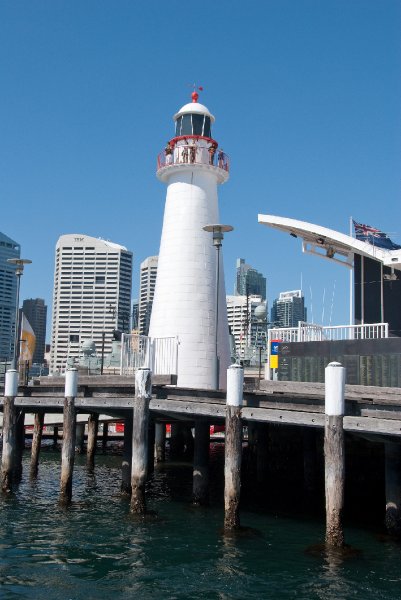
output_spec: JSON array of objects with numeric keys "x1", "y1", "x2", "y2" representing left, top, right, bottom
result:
[{"x1": 1, "y1": 369, "x2": 401, "y2": 541}]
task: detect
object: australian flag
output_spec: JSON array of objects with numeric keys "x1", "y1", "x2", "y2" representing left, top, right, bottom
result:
[{"x1": 353, "y1": 220, "x2": 401, "y2": 251}]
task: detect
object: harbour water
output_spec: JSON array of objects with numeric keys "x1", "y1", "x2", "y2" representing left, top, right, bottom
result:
[{"x1": 1, "y1": 445, "x2": 401, "y2": 600}]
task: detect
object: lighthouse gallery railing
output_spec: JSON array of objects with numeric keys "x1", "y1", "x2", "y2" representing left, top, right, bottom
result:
[{"x1": 157, "y1": 144, "x2": 229, "y2": 172}]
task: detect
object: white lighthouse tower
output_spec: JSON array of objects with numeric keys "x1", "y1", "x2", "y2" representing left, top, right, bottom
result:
[{"x1": 149, "y1": 90, "x2": 231, "y2": 390}]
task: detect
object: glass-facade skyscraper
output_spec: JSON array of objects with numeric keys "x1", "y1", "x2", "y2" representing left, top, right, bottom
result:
[
  {"x1": 235, "y1": 258, "x2": 266, "y2": 300},
  {"x1": 0, "y1": 232, "x2": 20, "y2": 361},
  {"x1": 271, "y1": 290, "x2": 307, "y2": 328}
]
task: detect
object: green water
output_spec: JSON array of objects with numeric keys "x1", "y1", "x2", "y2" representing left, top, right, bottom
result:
[{"x1": 1, "y1": 447, "x2": 401, "y2": 600}]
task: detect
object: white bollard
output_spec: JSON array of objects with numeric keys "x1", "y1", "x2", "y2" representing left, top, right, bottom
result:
[
  {"x1": 65, "y1": 368, "x2": 78, "y2": 398},
  {"x1": 325, "y1": 362, "x2": 345, "y2": 416},
  {"x1": 5, "y1": 369, "x2": 18, "y2": 398},
  {"x1": 226, "y1": 364, "x2": 244, "y2": 407}
]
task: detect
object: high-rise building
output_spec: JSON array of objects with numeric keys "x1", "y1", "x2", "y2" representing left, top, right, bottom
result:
[
  {"x1": 22, "y1": 298, "x2": 47, "y2": 364},
  {"x1": 0, "y1": 232, "x2": 20, "y2": 361},
  {"x1": 235, "y1": 258, "x2": 266, "y2": 299},
  {"x1": 132, "y1": 299, "x2": 139, "y2": 332},
  {"x1": 139, "y1": 256, "x2": 158, "y2": 336},
  {"x1": 226, "y1": 294, "x2": 267, "y2": 359},
  {"x1": 50, "y1": 234, "x2": 132, "y2": 373},
  {"x1": 271, "y1": 290, "x2": 307, "y2": 328}
]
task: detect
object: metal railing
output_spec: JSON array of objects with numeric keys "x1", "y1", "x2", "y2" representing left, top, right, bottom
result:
[
  {"x1": 157, "y1": 144, "x2": 229, "y2": 173},
  {"x1": 266, "y1": 321, "x2": 389, "y2": 376},
  {"x1": 268, "y1": 321, "x2": 389, "y2": 347},
  {"x1": 120, "y1": 334, "x2": 178, "y2": 376}
]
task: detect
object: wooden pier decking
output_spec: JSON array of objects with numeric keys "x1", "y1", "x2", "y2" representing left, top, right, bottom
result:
[{"x1": 2, "y1": 375, "x2": 401, "y2": 438}]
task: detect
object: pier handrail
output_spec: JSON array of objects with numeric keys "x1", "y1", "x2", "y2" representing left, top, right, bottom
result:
[{"x1": 266, "y1": 321, "x2": 389, "y2": 378}]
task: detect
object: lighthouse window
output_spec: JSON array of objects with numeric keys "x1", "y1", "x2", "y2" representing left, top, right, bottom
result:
[
  {"x1": 175, "y1": 116, "x2": 182, "y2": 136},
  {"x1": 203, "y1": 116, "x2": 211, "y2": 138},
  {"x1": 180, "y1": 114, "x2": 192, "y2": 135},
  {"x1": 192, "y1": 114, "x2": 204, "y2": 135}
]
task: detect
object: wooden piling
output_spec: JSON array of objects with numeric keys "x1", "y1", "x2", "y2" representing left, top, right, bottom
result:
[
  {"x1": 14, "y1": 409, "x2": 25, "y2": 483},
  {"x1": 30, "y1": 411, "x2": 45, "y2": 478},
  {"x1": 256, "y1": 423, "x2": 269, "y2": 486},
  {"x1": 385, "y1": 441, "x2": 401, "y2": 538},
  {"x1": 192, "y1": 418, "x2": 210, "y2": 505},
  {"x1": 102, "y1": 422, "x2": 109, "y2": 453},
  {"x1": 130, "y1": 368, "x2": 152, "y2": 514},
  {"x1": 121, "y1": 414, "x2": 133, "y2": 494},
  {"x1": 1, "y1": 370, "x2": 18, "y2": 493},
  {"x1": 170, "y1": 422, "x2": 185, "y2": 459},
  {"x1": 147, "y1": 419, "x2": 156, "y2": 475},
  {"x1": 303, "y1": 427, "x2": 317, "y2": 498},
  {"x1": 75, "y1": 422, "x2": 85, "y2": 454},
  {"x1": 155, "y1": 422, "x2": 166, "y2": 463},
  {"x1": 53, "y1": 426, "x2": 59, "y2": 448},
  {"x1": 60, "y1": 369, "x2": 78, "y2": 506},
  {"x1": 224, "y1": 364, "x2": 244, "y2": 530},
  {"x1": 87, "y1": 413, "x2": 99, "y2": 470},
  {"x1": 324, "y1": 362, "x2": 345, "y2": 548}
]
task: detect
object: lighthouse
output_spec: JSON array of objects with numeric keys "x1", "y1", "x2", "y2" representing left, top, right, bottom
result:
[{"x1": 149, "y1": 91, "x2": 231, "y2": 390}]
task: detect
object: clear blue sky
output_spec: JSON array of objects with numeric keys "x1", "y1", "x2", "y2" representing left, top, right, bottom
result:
[{"x1": 1, "y1": 1, "x2": 400, "y2": 337}]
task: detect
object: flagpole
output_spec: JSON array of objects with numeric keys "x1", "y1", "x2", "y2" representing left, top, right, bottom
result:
[{"x1": 349, "y1": 217, "x2": 353, "y2": 327}]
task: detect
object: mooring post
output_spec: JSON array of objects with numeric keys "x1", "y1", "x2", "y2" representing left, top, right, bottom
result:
[
  {"x1": 75, "y1": 422, "x2": 85, "y2": 453},
  {"x1": 130, "y1": 367, "x2": 152, "y2": 514},
  {"x1": 87, "y1": 413, "x2": 99, "y2": 470},
  {"x1": 53, "y1": 425, "x2": 59, "y2": 448},
  {"x1": 324, "y1": 361, "x2": 345, "y2": 548},
  {"x1": 14, "y1": 408, "x2": 26, "y2": 483},
  {"x1": 170, "y1": 422, "x2": 185, "y2": 459},
  {"x1": 1, "y1": 369, "x2": 18, "y2": 493},
  {"x1": 192, "y1": 417, "x2": 210, "y2": 505},
  {"x1": 256, "y1": 423, "x2": 269, "y2": 486},
  {"x1": 59, "y1": 368, "x2": 78, "y2": 506},
  {"x1": 385, "y1": 441, "x2": 401, "y2": 538},
  {"x1": 102, "y1": 422, "x2": 109, "y2": 453},
  {"x1": 147, "y1": 419, "x2": 156, "y2": 475},
  {"x1": 224, "y1": 364, "x2": 244, "y2": 530},
  {"x1": 303, "y1": 427, "x2": 317, "y2": 499},
  {"x1": 121, "y1": 414, "x2": 133, "y2": 494},
  {"x1": 30, "y1": 411, "x2": 45, "y2": 478},
  {"x1": 155, "y1": 422, "x2": 166, "y2": 463}
]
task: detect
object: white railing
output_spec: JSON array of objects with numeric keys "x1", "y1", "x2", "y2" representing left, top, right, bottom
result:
[
  {"x1": 266, "y1": 322, "x2": 389, "y2": 378},
  {"x1": 120, "y1": 334, "x2": 178, "y2": 376}
]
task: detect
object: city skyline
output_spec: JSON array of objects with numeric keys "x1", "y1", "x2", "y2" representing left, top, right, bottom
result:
[{"x1": 1, "y1": 2, "x2": 400, "y2": 337}]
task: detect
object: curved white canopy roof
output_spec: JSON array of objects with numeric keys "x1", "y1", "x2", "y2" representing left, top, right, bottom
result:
[
  {"x1": 173, "y1": 102, "x2": 215, "y2": 123},
  {"x1": 258, "y1": 214, "x2": 401, "y2": 271}
]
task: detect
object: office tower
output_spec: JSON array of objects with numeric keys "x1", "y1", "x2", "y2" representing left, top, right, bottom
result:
[
  {"x1": 271, "y1": 290, "x2": 307, "y2": 328},
  {"x1": 139, "y1": 256, "x2": 158, "y2": 336},
  {"x1": 0, "y1": 232, "x2": 20, "y2": 361},
  {"x1": 50, "y1": 234, "x2": 132, "y2": 373},
  {"x1": 235, "y1": 258, "x2": 266, "y2": 300},
  {"x1": 132, "y1": 299, "x2": 139, "y2": 331},
  {"x1": 226, "y1": 294, "x2": 266, "y2": 359},
  {"x1": 22, "y1": 298, "x2": 47, "y2": 364}
]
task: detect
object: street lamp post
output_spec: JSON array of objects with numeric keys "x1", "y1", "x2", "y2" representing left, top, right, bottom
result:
[
  {"x1": 7, "y1": 258, "x2": 32, "y2": 370},
  {"x1": 203, "y1": 224, "x2": 233, "y2": 390}
]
